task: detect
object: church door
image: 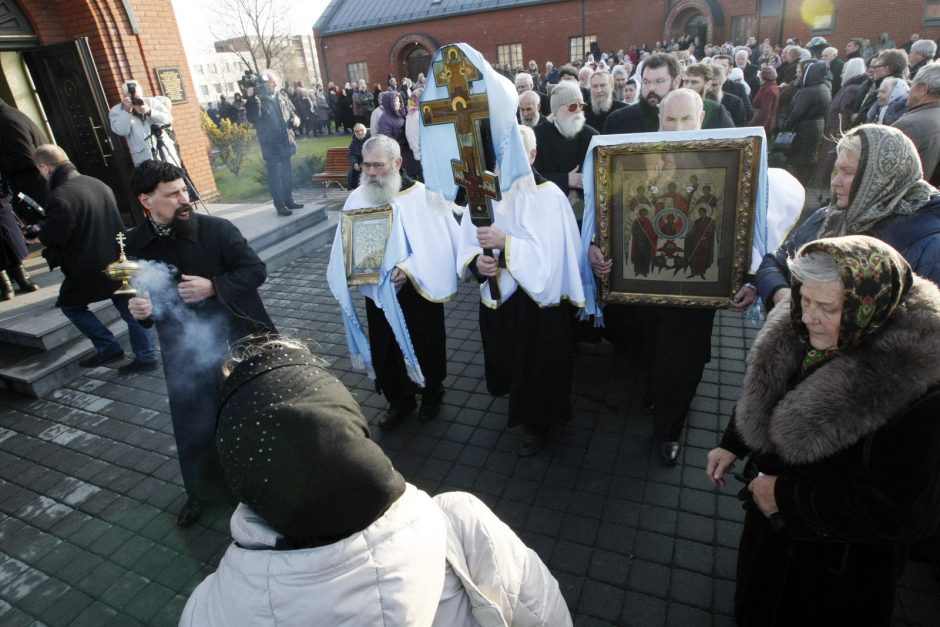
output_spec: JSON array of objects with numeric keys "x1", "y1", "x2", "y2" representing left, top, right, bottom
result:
[
  {"x1": 405, "y1": 47, "x2": 431, "y2": 82},
  {"x1": 23, "y1": 38, "x2": 139, "y2": 224}
]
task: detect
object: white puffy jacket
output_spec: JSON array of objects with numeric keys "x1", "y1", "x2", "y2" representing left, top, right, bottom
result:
[{"x1": 179, "y1": 485, "x2": 571, "y2": 626}]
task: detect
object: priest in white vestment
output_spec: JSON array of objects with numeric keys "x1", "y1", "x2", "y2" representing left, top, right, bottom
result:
[
  {"x1": 457, "y1": 125, "x2": 586, "y2": 456},
  {"x1": 328, "y1": 135, "x2": 460, "y2": 430}
]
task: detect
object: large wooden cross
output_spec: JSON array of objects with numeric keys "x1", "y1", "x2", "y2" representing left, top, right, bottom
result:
[{"x1": 421, "y1": 44, "x2": 501, "y2": 300}]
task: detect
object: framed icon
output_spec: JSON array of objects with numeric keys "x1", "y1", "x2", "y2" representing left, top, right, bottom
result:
[
  {"x1": 594, "y1": 136, "x2": 761, "y2": 307},
  {"x1": 341, "y1": 204, "x2": 393, "y2": 285}
]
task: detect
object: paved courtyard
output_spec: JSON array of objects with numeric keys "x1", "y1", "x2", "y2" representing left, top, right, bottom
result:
[{"x1": 0, "y1": 242, "x2": 938, "y2": 626}]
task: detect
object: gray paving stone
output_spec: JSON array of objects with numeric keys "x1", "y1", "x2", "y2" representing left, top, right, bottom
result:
[{"x1": 1, "y1": 240, "x2": 937, "y2": 626}]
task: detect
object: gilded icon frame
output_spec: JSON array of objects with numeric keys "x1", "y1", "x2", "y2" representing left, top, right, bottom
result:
[
  {"x1": 594, "y1": 136, "x2": 761, "y2": 307},
  {"x1": 341, "y1": 204, "x2": 393, "y2": 285}
]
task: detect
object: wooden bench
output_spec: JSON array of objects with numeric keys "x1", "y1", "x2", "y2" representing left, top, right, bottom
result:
[{"x1": 312, "y1": 146, "x2": 349, "y2": 196}]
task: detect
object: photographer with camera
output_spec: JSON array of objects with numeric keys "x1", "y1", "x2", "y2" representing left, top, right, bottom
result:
[
  {"x1": 244, "y1": 70, "x2": 304, "y2": 217},
  {"x1": 109, "y1": 80, "x2": 179, "y2": 167}
]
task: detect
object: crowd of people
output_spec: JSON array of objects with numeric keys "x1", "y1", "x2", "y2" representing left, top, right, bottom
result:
[{"x1": 2, "y1": 25, "x2": 940, "y2": 627}]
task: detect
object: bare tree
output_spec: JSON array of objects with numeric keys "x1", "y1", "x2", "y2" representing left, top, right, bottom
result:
[{"x1": 210, "y1": 0, "x2": 299, "y2": 76}]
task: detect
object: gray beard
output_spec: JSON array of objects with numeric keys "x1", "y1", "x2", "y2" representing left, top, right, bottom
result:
[
  {"x1": 360, "y1": 170, "x2": 402, "y2": 205},
  {"x1": 554, "y1": 112, "x2": 585, "y2": 139},
  {"x1": 591, "y1": 93, "x2": 613, "y2": 113},
  {"x1": 612, "y1": 85, "x2": 625, "y2": 101},
  {"x1": 520, "y1": 114, "x2": 540, "y2": 128}
]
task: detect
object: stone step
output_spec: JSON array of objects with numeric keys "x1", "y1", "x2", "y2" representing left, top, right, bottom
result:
[
  {"x1": 260, "y1": 211, "x2": 337, "y2": 271},
  {"x1": 0, "y1": 315, "x2": 129, "y2": 398}
]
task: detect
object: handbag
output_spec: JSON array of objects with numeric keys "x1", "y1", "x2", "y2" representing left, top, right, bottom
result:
[{"x1": 773, "y1": 131, "x2": 796, "y2": 152}]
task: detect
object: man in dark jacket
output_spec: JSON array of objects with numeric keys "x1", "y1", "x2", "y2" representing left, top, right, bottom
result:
[
  {"x1": 0, "y1": 97, "x2": 47, "y2": 224},
  {"x1": 604, "y1": 53, "x2": 733, "y2": 134},
  {"x1": 126, "y1": 160, "x2": 276, "y2": 526},
  {"x1": 734, "y1": 49, "x2": 761, "y2": 98},
  {"x1": 29, "y1": 144, "x2": 157, "y2": 372},
  {"x1": 245, "y1": 71, "x2": 303, "y2": 217}
]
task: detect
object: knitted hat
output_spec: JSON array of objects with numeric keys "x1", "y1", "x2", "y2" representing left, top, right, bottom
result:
[
  {"x1": 550, "y1": 80, "x2": 583, "y2": 114},
  {"x1": 760, "y1": 66, "x2": 777, "y2": 82},
  {"x1": 216, "y1": 345, "x2": 405, "y2": 548}
]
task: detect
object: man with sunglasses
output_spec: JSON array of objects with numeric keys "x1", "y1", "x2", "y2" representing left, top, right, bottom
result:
[{"x1": 532, "y1": 81, "x2": 597, "y2": 208}]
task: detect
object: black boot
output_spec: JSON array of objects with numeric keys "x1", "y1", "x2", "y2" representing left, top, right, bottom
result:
[
  {"x1": 10, "y1": 265, "x2": 39, "y2": 293},
  {"x1": 0, "y1": 271, "x2": 14, "y2": 301}
]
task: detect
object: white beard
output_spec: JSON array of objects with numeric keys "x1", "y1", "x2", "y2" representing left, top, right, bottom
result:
[
  {"x1": 591, "y1": 93, "x2": 613, "y2": 113},
  {"x1": 554, "y1": 112, "x2": 585, "y2": 139},
  {"x1": 360, "y1": 169, "x2": 402, "y2": 205}
]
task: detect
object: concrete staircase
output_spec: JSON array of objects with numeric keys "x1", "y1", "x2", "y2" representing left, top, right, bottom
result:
[{"x1": 0, "y1": 192, "x2": 341, "y2": 398}]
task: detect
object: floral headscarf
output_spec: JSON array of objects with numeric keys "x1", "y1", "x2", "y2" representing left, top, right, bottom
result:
[
  {"x1": 790, "y1": 235, "x2": 913, "y2": 366},
  {"x1": 820, "y1": 124, "x2": 936, "y2": 237}
]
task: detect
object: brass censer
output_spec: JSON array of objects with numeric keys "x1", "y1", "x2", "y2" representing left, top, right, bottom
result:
[{"x1": 105, "y1": 232, "x2": 139, "y2": 296}]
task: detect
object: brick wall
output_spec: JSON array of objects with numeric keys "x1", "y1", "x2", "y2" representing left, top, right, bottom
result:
[
  {"x1": 318, "y1": 0, "x2": 940, "y2": 85},
  {"x1": 19, "y1": 0, "x2": 217, "y2": 199}
]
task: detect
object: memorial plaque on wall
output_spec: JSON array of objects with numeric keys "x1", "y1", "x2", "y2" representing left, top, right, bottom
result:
[{"x1": 154, "y1": 67, "x2": 187, "y2": 104}]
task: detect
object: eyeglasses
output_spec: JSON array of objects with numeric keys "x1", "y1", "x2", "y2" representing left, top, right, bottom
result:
[
  {"x1": 642, "y1": 77, "x2": 672, "y2": 87},
  {"x1": 564, "y1": 102, "x2": 586, "y2": 112}
]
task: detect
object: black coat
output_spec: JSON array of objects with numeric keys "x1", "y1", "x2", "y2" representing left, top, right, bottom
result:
[
  {"x1": 719, "y1": 280, "x2": 940, "y2": 626},
  {"x1": 532, "y1": 120, "x2": 597, "y2": 198},
  {"x1": 829, "y1": 57, "x2": 845, "y2": 95},
  {"x1": 245, "y1": 93, "x2": 295, "y2": 161},
  {"x1": 717, "y1": 92, "x2": 747, "y2": 127},
  {"x1": 37, "y1": 164, "x2": 124, "y2": 307},
  {"x1": 584, "y1": 99, "x2": 627, "y2": 136},
  {"x1": 740, "y1": 62, "x2": 761, "y2": 99},
  {"x1": 722, "y1": 80, "x2": 753, "y2": 120},
  {"x1": 0, "y1": 197, "x2": 28, "y2": 271},
  {"x1": 784, "y1": 63, "x2": 831, "y2": 166},
  {"x1": 125, "y1": 213, "x2": 276, "y2": 500},
  {"x1": 125, "y1": 213, "x2": 275, "y2": 341},
  {"x1": 0, "y1": 99, "x2": 48, "y2": 216},
  {"x1": 604, "y1": 98, "x2": 734, "y2": 135}
]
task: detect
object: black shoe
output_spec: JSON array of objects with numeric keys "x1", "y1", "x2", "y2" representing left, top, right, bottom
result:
[
  {"x1": 378, "y1": 407, "x2": 413, "y2": 430},
  {"x1": 518, "y1": 425, "x2": 547, "y2": 457},
  {"x1": 177, "y1": 498, "x2": 202, "y2": 527},
  {"x1": 0, "y1": 271, "x2": 14, "y2": 300},
  {"x1": 660, "y1": 441, "x2": 681, "y2": 466},
  {"x1": 276, "y1": 207, "x2": 293, "y2": 217},
  {"x1": 118, "y1": 359, "x2": 160, "y2": 374},
  {"x1": 78, "y1": 350, "x2": 125, "y2": 368},
  {"x1": 418, "y1": 391, "x2": 444, "y2": 422},
  {"x1": 286, "y1": 202, "x2": 305, "y2": 210}
]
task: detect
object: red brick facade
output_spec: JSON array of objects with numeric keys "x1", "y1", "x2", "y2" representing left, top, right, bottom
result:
[
  {"x1": 17, "y1": 0, "x2": 216, "y2": 199},
  {"x1": 316, "y1": 0, "x2": 940, "y2": 86}
]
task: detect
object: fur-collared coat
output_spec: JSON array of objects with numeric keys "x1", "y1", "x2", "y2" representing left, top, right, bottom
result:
[{"x1": 720, "y1": 277, "x2": 940, "y2": 626}]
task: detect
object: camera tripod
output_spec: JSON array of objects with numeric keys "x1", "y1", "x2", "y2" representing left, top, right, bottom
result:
[{"x1": 146, "y1": 124, "x2": 209, "y2": 214}]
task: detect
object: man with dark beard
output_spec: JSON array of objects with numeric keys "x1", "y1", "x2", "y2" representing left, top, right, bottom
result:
[
  {"x1": 518, "y1": 90, "x2": 543, "y2": 128},
  {"x1": 585, "y1": 70, "x2": 627, "y2": 133},
  {"x1": 126, "y1": 160, "x2": 276, "y2": 526},
  {"x1": 681, "y1": 63, "x2": 737, "y2": 128},
  {"x1": 533, "y1": 81, "x2": 598, "y2": 208},
  {"x1": 328, "y1": 135, "x2": 459, "y2": 431},
  {"x1": 603, "y1": 53, "x2": 679, "y2": 134}
]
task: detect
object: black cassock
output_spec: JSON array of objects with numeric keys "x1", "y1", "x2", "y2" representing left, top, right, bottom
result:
[{"x1": 126, "y1": 214, "x2": 275, "y2": 502}]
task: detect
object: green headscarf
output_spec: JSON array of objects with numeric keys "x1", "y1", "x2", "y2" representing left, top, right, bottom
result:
[{"x1": 790, "y1": 235, "x2": 913, "y2": 371}]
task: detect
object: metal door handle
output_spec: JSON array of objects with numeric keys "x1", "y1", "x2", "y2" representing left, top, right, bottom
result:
[{"x1": 88, "y1": 117, "x2": 111, "y2": 166}]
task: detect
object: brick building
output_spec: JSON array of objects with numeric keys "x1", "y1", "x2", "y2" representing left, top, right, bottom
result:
[
  {"x1": 0, "y1": 0, "x2": 215, "y2": 223},
  {"x1": 314, "y1": 0, "x2": 940, "y2": 86}
]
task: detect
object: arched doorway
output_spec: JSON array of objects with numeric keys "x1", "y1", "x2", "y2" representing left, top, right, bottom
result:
[
  {"x1": 405, "y1": 46, "x2": 430, "y2": 82},
  {"x1": 390, "y1": 34, "x2": 438, "y2": 83},
  {"x1": 684, "y1": 13, "x2": 707, "y2": 44}
]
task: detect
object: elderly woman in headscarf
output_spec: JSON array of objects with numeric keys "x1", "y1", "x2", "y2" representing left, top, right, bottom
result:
[
  {"x1": 376, "y1": 90, "x2": 419, "y2": 178},
  {"x1": 180, "y1": 338, "x2": 572, "y2": 626},
  {"x1": 866, "y1": 75, "x2": 909, "y2": 126},
  {"x1": 749, "y1": 65, "x2": 780, "y2": 136},
  {"x1": 752, "y1": 124, "x2": 940, "y2": 310},
  {"x1": 707, "y1": 235, "x2": 940, "y2": 626}
]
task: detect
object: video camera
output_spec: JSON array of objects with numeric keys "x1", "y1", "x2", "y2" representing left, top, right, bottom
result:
[
  {"x1": 238, "y1": 70, "x2": 269, "y2": 98},
  {"x1": 127, "y1": 82, "x2": 146, "y2": 119}
]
